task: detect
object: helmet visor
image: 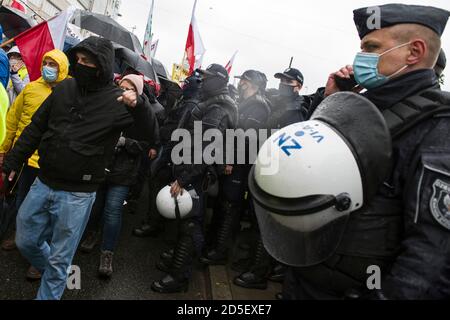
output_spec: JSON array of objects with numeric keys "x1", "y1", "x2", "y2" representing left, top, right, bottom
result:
[{"x1": 254, "y1": 201, "x2": 350, "y2": 267}]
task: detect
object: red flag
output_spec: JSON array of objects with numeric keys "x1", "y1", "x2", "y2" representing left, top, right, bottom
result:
[
  {"x1": 11, "y1": 0, "x2": 26, "y2": 13},
  {"x1": 225, "y1": 51, "x2": 238, "y2": 75},
  {"x1": 183, "y1": 0, "x2": 205, "y2": 74},
  {"x1": 14, "y1": 8, "x2": 74, "y2": 81}
]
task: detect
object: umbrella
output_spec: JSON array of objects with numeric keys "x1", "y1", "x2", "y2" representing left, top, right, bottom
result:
[
  {"x1": 152, "y1": 58, "x2": 170, "y2": 79},
  {"x1": 71, "y1": 9, "x2": 143, "y2": 54},
  {"x1": 113, "y1": 43, "x2": 157, "y2": 81},
  {"x1": 0, "y1": 5, "x2": 38, "y2": 39}
]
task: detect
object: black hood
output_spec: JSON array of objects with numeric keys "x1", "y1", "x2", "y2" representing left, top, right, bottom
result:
[{"x1": 68, "y1": 36, "x2": 115, "y2": 86}]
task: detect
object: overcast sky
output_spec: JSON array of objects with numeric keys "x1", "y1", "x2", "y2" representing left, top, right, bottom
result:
[{"x1": 118, "y1": 0, "x2": 450, "y2": 93}]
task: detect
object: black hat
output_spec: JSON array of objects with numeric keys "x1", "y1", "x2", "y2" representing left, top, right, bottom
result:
[
  {"x1": 197, "y1": 64, "x2": 229, "y2": 82},
  {"x1": 353, "y1": 4, "x2": 450, "y2": 39},
  {"x1": 235, "y1": 70, "x2": 267, "y2": 89},
  {"x1": 435, "y1": 49, "x2": 446, "y2": 77},
  {"x1": 275, "y1": 68, "x2": 304, "y2": 85}
]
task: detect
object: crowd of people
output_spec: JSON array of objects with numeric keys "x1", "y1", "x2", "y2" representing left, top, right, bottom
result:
[{"x1": 0, "y1": 2, "x2": 449, "y2": 301}]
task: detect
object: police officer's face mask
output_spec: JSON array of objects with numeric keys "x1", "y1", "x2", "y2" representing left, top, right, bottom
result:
[
  {"x1": 238, "y1": 82, "x2": 250, "y2": 98},
  {"x1": 279, "y1": 83, "x2": 297, "y2": 97},
  {"x1": 353, "y1": 42, "x2": 411, "y2": 90}
]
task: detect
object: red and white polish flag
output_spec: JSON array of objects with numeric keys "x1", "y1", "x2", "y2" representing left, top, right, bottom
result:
[
  {"x1": 14, "y1": 7, "x2": 75, "y2": 81},
  {"x1": 184, "y1": 0, "x2": 206, "y2": 74},
  {"x1": 225, "y1": 51, "x2": 239, "y2": 75}
]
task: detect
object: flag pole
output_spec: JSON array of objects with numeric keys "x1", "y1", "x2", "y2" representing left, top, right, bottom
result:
[{"x1": 0, "y1": 38, "x2": 15, "y2": 48}]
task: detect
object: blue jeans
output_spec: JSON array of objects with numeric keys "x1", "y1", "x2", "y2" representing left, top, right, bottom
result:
[
  {"x1": 15, "y1": 178, "x2": 96, "y2": 300},
  {"x1": 101, "y1": 184, "x2": 129, "y2": 252}
]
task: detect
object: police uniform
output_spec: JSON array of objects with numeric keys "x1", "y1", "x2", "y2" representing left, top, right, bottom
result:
[
  {"x1": 201, "y1": 70, "x2": 271, "y2": 266},
  {"x1": 284, "y1": 4, "x2": 450, "y2": 300},
  {"x1": 268, "y1": 68, "x2": 307, "y2": 129},
  {"x1": 152, "y1": 65, "x2": 238, "y2": 293}
]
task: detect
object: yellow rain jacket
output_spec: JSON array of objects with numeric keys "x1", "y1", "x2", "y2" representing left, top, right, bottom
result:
[
  {"x1": 0, "y1": 84, "x2": 8, "y2": 145},
  {"x1": 0, "y1": 49, "x2": 69, "y2": 169}
]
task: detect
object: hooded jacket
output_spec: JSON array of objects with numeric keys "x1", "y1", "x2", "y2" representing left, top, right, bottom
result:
[
  {"x1": 0, "y1": 49, "x2": 69, "y2": 169},
  {"x1": 3, "y1": 37, "x2": 153, "y2": 193}
]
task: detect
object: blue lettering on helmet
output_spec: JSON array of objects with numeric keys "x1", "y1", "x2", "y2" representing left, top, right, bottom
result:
[{"x1": 274, "y1": 133, "x2": 303, "y2": 157}]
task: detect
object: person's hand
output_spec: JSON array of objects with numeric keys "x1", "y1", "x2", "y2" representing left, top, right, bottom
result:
[
  {"x1": 149, "y1": 149, "x2": 158, "y2": 160},
  {"x1": 11, "y1": 61, "x2": 25, "y2": 73},
  {"x1": 2, "y1": 171, "x2": 16, "y2": 184},
  {"x1": 224, "y1": 165, "x2": 233, "y2": 176},
  {"x1": 170, "y1": 180, "x2": 184, "y2": 198},
  {"x1": 116, "y1": 136, "x2": 126, "y2": 148},
  {"x1": 325, "y1": 65, "x2": 354, "y2": 97},
  {"x1": 117, "y1": 90, "x2": 138, "y2": 108},
  {"x1": 0, "y1": 153, "x2": 5, "y2": 167}
]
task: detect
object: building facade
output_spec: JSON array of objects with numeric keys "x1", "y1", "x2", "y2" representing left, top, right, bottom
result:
[{"x1": 3, "y1": 0, "x2": 121, "y2": 20}]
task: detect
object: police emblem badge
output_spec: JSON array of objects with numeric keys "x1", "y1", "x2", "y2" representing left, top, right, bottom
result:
[{"x1": 430, "y1": 179, "x2": 450, "y2": 230}]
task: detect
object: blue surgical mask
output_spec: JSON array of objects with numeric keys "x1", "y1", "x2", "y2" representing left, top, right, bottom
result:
[
  {"x1": 42, "y1": 66, "x2": 58, "y2": 83},
  {"x1": 353, "y1": 42, "x2": 411, "y2": 89}
]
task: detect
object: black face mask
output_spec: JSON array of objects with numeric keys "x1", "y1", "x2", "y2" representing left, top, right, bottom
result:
[
  {"x1": 279, "y1": 83, "x2": 297, "y2": 97},
  {"x1": 238, "y1": 83, "x2": 249, "y2": 99},
  {"x1": 73, "y1": 63, "x2": 99, "y2": 88},
  {"x1": 202, "y1": 76, "x2": 227, "y2": 98}
]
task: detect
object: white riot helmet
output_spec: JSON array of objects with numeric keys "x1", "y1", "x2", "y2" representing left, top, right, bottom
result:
[
  {"x1": 156, "y1": 186, "x2": 193, "y2": 219},
  {"x1": 249, "y1": 92, "x2": 392, "y2": 267}
]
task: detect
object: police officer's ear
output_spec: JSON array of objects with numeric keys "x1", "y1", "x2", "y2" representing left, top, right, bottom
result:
[{"x1": 406, "y1": 39, "x2": 427, "y2": 66}]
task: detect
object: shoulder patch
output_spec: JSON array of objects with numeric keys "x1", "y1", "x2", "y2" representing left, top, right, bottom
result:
[{"x1": 430, "y1": 179, "x2": 450, "y2": 230}]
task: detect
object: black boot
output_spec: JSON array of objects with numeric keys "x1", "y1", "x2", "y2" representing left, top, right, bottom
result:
[
  {"x1": 201, "y1": 202, "x2": 240, "y2": 265},
  {"x1": 151, "y1": 274, "x2": 189, "y2": 293},
  {"x1": 156, "y1": 249, "x2": 174, "y2": 273},
  {"x1": 152, "y1": 223, "x2": 196, "y2": 294},
  {"x1": 234, "y1": 237, "x2": 271, "y2": 290},
  {"x1": 268, "y1": 264, "x2": 287, "y2": 283},
  {"x1": 133, "y1": 222, "x2": 164, "y2": 238}
]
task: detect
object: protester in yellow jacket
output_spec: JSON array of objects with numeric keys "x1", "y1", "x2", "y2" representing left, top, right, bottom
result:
[
  {"x1": 0, "y1": 83, "x2": 8, "y2": 146},
  {"x1": 0, "y1": 49, "x2": 69, "y2": 169},
  {"x1": 0, "y1": 49, "x2": 69, "y2": 259}
]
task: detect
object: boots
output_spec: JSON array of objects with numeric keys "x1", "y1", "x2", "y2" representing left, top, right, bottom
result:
[
  {"x1": 268, "y1": 263, "x2": 287, "y2": 283},
  {"x1": 1, "y1": 232, "x2": 17, "y2": 251},
  {"x1": 133, "y1": 222, "x2": 164, "y2": 238},
  {"x1": 152, "y1": 223, "x2": 196, "y2": 294},
  {"x1": 26, "y1": 266, "x2": 42, "y2": 281},
  {"x1": 234, "y1": 237, "x2": 271, "y2": 290},
  {"x1": 201, "y1": 202, "x2": 240, "y2": 265},
  {"x1": 98, "y1": 251, "x2": 114, "y2": 278},
  {"x1": 156, "y1": 248, "x2": 174, "y2": 273},
  {"x1": 80, "y1": 230, "x2": 100, "y2": 253}
]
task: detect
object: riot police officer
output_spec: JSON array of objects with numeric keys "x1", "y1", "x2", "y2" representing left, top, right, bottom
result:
[
  {"x1": 200, "y1": 70, "x2": 271, "y2": 266},
  {"x1": 151, "y1": 64, "x2": 238, "y2": 293},
  {"x1": 133, "y1": 73, "x2": 202, "y2": 238},
  {"x1": 252, "y1": 4, "x2": 450, "y2": 300},
  {"x1": 267, "y1": 68, "x2": 306, "y2": 129}
]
